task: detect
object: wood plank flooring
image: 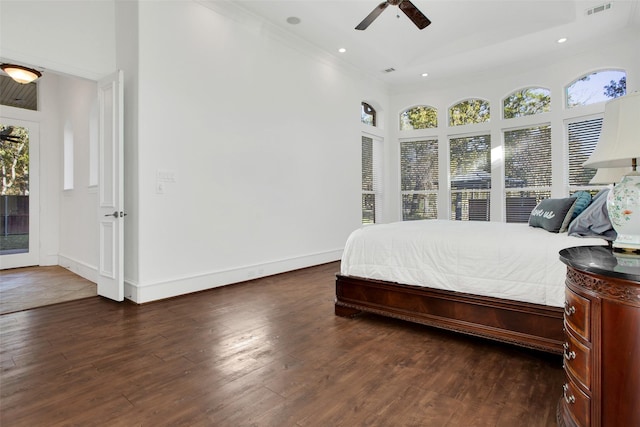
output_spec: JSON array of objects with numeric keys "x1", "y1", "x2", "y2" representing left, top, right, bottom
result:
[
  {"x1": 0, "y1": 262, "x2": 563, "y2": 426},
  {"x1": 0, "y1": 266, "x2": 96, "y2": 314}
]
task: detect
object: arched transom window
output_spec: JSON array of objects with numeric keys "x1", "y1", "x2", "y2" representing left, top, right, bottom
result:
[
  {"x1": 400, "y1": 105, "x2": 438, "y2": 130},
  {"x1": 449, "y1": 99, "x2": 490, "y2": 126},
  {"x1": 361, "y1": 102, "x2": 376, "y2": 126},
  {"x1": 566, "y1": 69, "x2": 626, "y2": 108},
  {"x1": 503, "y1": 87, "x2": 551, "y2": 119}
]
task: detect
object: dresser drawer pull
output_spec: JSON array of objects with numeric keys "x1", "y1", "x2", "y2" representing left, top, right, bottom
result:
[
  {"x1": 563, "y1": 342, "x2": 576, "y2": 361},
  {"x1": 564, "y1": 301, "x2": 576, "y2": 316},
  {"x1": 562, "y1": 383, "x2": 576, "y2": 404}
]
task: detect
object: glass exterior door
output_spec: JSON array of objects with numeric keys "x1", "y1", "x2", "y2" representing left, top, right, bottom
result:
[{"x1": 1, "y1": 120, "x2": 39, "y2": 268}]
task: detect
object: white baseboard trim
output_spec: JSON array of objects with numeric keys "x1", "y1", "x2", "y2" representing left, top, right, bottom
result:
[
  {"x1": 58, "y1": 254, "x2": 98, "y2": 283},
  {"x1": 39, "y1": 254, "x2": 59, "y2": 266},
  {"x1": 127, "y1": 249, "x2": 343, "y2": 304}
]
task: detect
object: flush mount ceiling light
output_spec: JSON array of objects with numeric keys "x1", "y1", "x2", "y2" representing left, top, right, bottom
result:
[
  {"x1": 0, "y1": 64, "x2": 42, "y2": 84},
  {"x1": 557, "y1": 37, "x2": 568, "y2": 43}
]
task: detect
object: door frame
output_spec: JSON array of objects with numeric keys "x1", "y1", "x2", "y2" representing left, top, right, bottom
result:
[{"x1": 0, "y1": 118, "x2": 40, "y2": 269}]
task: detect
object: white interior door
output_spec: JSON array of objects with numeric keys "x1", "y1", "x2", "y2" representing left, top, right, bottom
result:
[
  {"x1": 0, "y1": 119, "x2": 39, "y2": 269},
  {"x1": 97, "y1": 70, "x2": 124, "y2": 301}
]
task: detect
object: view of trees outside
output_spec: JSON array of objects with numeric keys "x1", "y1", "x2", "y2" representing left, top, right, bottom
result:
[
  {"x1": 1, "y1": 126, "x2": 29, "y2": 196},
  {"x1": 394, "y1": 70, "x2": 626, "y2": 223},
  {"x1": 449, "y1": 99, "x2": 490, "y2": 126},
  {"x1": 503, "y1": 87, "x2": 551, "y2": 119},
  {"x1": 400, "y1": 105, "x2": 437, "y2": 130},
  {"x1": 1, "y1": 125, "x2": 30, "y2": 252},
  {"x1": 566, "y1": 70, "x2": 626, "y2": 108},
  {"x1": 401, "y1": 139, "x2": 438, "y2": 220},
  {"x1": 450, "y1": 135, "x2": 491, "y2": 221}
]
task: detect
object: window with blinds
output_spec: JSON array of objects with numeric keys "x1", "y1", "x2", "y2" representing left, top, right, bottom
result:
[
  {"x1": 401, "y1": 139, "x2": 438, "y2": 220},
  {"x1": 362, "y1": 135, "x2": 381, "y2": 224},
  {"x1": 449, "y1": 134, "x2": 491, "y2": 221},
  {"x1": 362, "y1": 136, "x2": 374, "y2": 223},
  {"x1": 504, "y1": 125, "x2": 551, "y2": 222},
  {"x1": 568, "y1": 117, "x2": 602, "y2": 187}
]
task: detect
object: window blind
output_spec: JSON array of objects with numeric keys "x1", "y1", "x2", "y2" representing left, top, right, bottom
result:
[
  {"x1": 401, "y1": 139, "x2": 438, "y2": 220},
  {"x1": 362, "y1": 136, "x2": 376, "y2": 224},
  {"x1": 504, "y1": 125, "x2": 551, "y2": 222},
  {"x1": 568, "y1": 117, "x2": 602, "y2": 186},
  {"x1": 449, "y1": 135, "x2": 491, "y2": 221}
]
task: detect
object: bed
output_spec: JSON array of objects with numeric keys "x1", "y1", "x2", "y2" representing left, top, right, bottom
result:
[{"x1": 335, "y1": 218, "x2": 608, "y2": 354}]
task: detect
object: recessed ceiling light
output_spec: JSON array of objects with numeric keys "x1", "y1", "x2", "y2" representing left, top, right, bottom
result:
[
  {"x1": 338, "y1": 48, "x2": 347, "y2": 53},
  {"x1": 286, "y1": 16, "x2": 301, "y2": 25},
  {"x1": 421, "y1": 73, "x2": 429, "y2": 77},
  {"x1": 557, "y1": 37, "x2": 568, "y2": 43}
]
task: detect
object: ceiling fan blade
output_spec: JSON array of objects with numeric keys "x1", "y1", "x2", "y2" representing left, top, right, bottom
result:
[
  {"x1": 399, "y1": 0, "x2": 431, "y2": 29},
  {"x1": 355, "y1": 2, "x2": 389, "y2": 30}
]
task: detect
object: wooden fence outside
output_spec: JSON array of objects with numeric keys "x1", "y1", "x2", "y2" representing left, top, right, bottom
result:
[{"x1": 1, "y1": 195, "x2": 29, "y2": 236}]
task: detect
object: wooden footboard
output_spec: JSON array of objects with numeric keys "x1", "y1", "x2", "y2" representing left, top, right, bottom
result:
[{"x1": 335, "y1": 274, "x2": 564, "y2": 354}]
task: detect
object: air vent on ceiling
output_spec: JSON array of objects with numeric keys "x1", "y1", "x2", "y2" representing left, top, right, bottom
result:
[
  {"x1": 383, "y1": 67, "x2": 396, "y2": 73},
  {"x1": 586, "y1": 2, "x2": 612, "y2": 16}
]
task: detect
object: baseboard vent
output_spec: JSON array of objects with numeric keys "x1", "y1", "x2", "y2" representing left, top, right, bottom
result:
[{"x1": 586, "y1": 2, "x2": 612, "y2": 16}]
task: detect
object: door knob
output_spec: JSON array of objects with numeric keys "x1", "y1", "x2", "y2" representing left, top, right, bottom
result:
[{"x1": 104, "y1": 211, "x2": 127, "y2": 218}]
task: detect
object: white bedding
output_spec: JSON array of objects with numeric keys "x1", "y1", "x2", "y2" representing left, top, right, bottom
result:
[{"x1": 340, "y1": 220, "x2": 606, "y2": 307}]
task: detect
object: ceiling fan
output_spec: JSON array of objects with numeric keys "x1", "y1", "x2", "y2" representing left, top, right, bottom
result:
[
  {"x1": 0, "y1": 127, "x2": 21, "y2": 143},
  {"x1": 356, "y1": 0, "x2": 431, "y2": 30}
]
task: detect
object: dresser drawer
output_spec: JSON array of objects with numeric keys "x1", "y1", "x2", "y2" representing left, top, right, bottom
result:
[
  {"x1": 564, "y1": 287, "x2": 590, "y2": 340},
  {"x1": 563, "y1": 379, "x2": 591, "y2": 427},
  {"x1": 563, "y1": 330, "x2": 591, "y2": 391}
]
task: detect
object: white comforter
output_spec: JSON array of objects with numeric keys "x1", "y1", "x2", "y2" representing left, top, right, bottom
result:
[{"x1": 340, "y1": 220, "x2": 606, "y2": 307}]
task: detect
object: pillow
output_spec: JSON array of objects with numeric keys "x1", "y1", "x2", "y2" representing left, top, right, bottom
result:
[
  {"x1": 592, "y1": 187, "x2": 610, "y2": 201},
  {"x1": 570, "y1": 191, "x2": 592, "y2": 220},
  {"x1": 529, "y1": 197, "x2": 577, "y2": 233},
  {"x1": 568, "y1": 189, "x2": 617, "y2": 240}
]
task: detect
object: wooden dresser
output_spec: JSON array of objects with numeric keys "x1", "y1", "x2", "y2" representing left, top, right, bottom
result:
[{"x1": 557, "y1": 246, "x2": 640, "y2": 427}]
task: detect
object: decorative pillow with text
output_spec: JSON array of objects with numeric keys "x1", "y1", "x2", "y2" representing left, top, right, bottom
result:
[{"x1": 529, "y1": 197, "x2": 577, "y2": 233}]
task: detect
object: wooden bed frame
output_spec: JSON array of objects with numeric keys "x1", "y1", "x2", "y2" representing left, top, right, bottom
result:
[{"x1": 335, "y1": 274, "x2": 564, "y2": 354}]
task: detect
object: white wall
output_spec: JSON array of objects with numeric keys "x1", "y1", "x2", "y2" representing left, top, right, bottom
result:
[
  {"x1": 385, "y1": 28, "x2": 640, "y2": 223},
  {"x1": 1, "y1": 0, "x2": 115, "y2": 276},
  {"x1": 56, "y1": 75, "x2": 100, "y2": 281},
  {"x1": 128, "y1": 1, "x2": 388, "y2": 301},
  {"x1": 0, "y1": 73, "x2": 63, "y2": 267},
  {"x1": 0, "y1": 0, "x2": 116, "y2": 80},
  {"x1": 1, "y1": 73, "x2": 100, "y2": 277}
]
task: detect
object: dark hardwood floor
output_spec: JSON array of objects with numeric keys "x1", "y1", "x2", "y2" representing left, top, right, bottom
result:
[{"x1": 0, "y1": 262, "x2": 563, "y2": 426}]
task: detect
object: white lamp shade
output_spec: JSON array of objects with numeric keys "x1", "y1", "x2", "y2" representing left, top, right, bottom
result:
[
  {"x1": 589, "y1": 167, "x2": 633, "y2": 184},
  {"x1": 583, "y1": 92, "x2": 640, "y2": 169}
]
